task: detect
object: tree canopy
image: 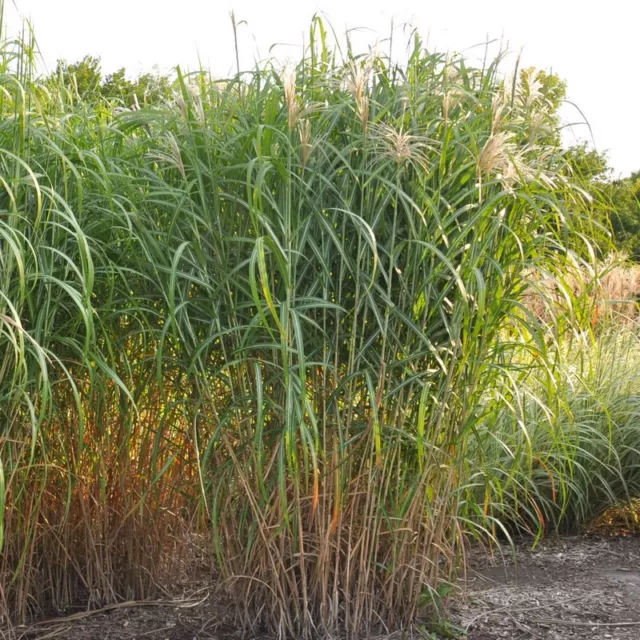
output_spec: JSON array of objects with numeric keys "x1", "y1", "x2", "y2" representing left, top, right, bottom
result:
[
  {"x1": 51, "y1": 54, "x2": 173, "y2": 105},
  {"x1": 564, "y1": 143, "x2": 640, "y2": 260}
]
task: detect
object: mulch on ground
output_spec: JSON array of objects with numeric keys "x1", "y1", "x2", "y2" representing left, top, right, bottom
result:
[
  {"x1": 449, "y1": 534, "x2": 640, "y2": 640},
  {"x1": 8, "y1": 524, "x2": 640, "y2": 639}
]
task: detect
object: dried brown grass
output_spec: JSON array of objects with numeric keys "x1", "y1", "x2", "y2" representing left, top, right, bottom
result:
[{"x1": 524, "y1": 255, "x2": 640, "y2": 327}]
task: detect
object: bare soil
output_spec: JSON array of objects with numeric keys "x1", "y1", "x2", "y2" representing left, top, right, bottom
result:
[
  {"x1": 9, "y1": 534, "x2": 640, "y2": 640},
  {"x1": 448, "y1": 534, "x2": 640, "y2": 640}
]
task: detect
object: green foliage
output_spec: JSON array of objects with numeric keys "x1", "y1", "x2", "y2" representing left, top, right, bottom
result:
[
  {"x1": 564, "y1": 142, "x2": 611, "y2": 181},
  {"x1": 465, "y1": 328, "x2": 640, "y2": 539},
  {"x1": 564, "y1": 144, "x2": 640, "y2": 261},
  {"x1": 53, "y1": 54, "x2": 102, "y2": 97},
  {"x1": 50, "y1": 54, "x2": 173, "y2": 104},
  {"x1": 606, "y1": 173, "x2": 640, "y2": 260},
  {"x1": 521, "y1": 67, "x2": 567, "y2": 112},
  {"x1": 102, "y1": 66, "x2": 173, "y2": 104},
  {"x1": 515, "y1": 67, "x2": 567, "y2": 147}
]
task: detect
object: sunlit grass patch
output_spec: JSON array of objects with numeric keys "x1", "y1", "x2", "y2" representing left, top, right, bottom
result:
[{"x1": 589, "y1": 498, "x2": 640, "y2": 536}]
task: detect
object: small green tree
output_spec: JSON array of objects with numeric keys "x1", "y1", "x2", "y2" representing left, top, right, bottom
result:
[
  {"x1": 102, "y1": 66, "x2": 172, "y2": 105},
  {"x1": 101, "y1": 67, "x2": 133, "y2": 101},
  {"x1": 564, "y1": 143, "x2": 611, "y2": 181},
  {"x1": 130, "y1": 69, "x2": 172, "y2": 104},
  {"x1": 53, "y1": 55, "x2": 103, "y2": 99},
  {"x1": 51, "y1": 56, "x2": 173, "y2": 106},
  {"x1": 607, "y1": 172, "x2": 640, "y2": 260},
  {"x1": 564, "y1": 143, "x2": 640, "y2": 260}
]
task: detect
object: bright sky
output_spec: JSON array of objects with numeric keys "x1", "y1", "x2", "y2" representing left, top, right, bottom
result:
[{"x1": 5, "y1": 0, "x2": 638, "y2": 176}]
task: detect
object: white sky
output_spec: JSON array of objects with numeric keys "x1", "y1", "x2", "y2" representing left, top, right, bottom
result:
[{"x1": 4, "y1": 0, "x2": 638, "y2": 177}]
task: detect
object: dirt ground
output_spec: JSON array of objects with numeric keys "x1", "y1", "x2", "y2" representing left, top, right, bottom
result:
[
  {"x1": 10, "y1": 534, "x2": 640, "y2": 640},
  {"x1": 448, "y1": 534, "x2": 640, "y2": 640}
]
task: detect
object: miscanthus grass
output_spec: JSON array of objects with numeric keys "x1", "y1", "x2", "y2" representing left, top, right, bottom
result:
[{"x1": 0, "y1": 10, "x2": 637, "y2": 637}]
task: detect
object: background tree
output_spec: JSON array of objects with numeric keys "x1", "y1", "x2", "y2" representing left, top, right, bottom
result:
[
  {"x1": 606, "y1": 172, "x2": 640, "y2": 260},
  {"x1": 564, "y1": 143, "x2": 640, "y2": 260},
  {"x1": 53, "y1": 54, "x2": 102, "y2": 99},
  {"x1": 103, "y1": 66, "x2": 173, "y2": 105},
  {"x1": 51, "y1": 55, "x2": 173, "y2": 105}
]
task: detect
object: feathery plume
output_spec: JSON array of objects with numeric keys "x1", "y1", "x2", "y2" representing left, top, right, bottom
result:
[
  {"x1": 344, "y1": 56, "x2": 374, "y2": 132},
  {"x1": 442, "y1": 60, "x2": 466, "y2": 122},
  {"x1": 281, "y1": 64, "x2": 299, "y2": 128},
  {"x1": 373, "y1": 123, "x2": 432, "y2": 169}
]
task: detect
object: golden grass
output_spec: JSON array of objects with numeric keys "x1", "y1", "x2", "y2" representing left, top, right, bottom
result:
[{"x1": 525, "y1": 255, "x2": 640, "y2": 326}]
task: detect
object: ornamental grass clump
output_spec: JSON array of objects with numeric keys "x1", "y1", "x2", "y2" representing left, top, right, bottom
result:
[{"x1": 0, "y1": 11, "x2": 633, "y2": 637}]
